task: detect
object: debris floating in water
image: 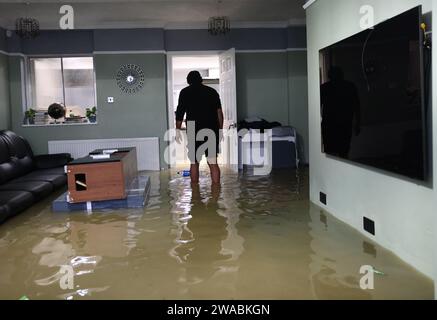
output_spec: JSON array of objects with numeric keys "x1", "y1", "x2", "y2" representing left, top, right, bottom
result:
[
  {"x1": 373, "y1": 269, "x2": 386, "y2": 276},
  {"x1": 177, "y1": 170, "x2": 191, "y2": 177}
]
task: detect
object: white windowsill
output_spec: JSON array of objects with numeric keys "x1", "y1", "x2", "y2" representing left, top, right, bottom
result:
[{"x1": 22, "y1": 122, "x2": 99, "y2": 127}]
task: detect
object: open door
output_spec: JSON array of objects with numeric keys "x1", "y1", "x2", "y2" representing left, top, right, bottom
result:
[{"x1": 219, "y1": 48, "x2": 238, "y2": 172}]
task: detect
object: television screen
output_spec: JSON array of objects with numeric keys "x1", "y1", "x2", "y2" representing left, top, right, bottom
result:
[{"x1": 319, "y1": 6, "x2": 427, "y2": 180}]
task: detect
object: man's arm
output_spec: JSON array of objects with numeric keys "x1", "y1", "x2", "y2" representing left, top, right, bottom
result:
[
  {"x1": 175, "y1": 91, "x2": 186, "y2": 143},
  {"x1": 176, "y1": 120, "x2": 183, "y2": 130},
  {"x1": 217, "y1": 108, "x2": 224, "y2": 130},
  {"x1": 175, "y1": 90, "x2": 186, "y2": 129},
  {"x1": 215, "y1": 90, "x2": 224, "y2": 130}
]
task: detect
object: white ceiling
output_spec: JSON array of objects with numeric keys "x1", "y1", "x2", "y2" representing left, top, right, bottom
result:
[{"x1": 0, "y1": 0, "x2": 307, "y2": 30}]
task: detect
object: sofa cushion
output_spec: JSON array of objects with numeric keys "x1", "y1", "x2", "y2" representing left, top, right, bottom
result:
[
  {"x1": 35, "y1": 167, "x2": 65, "y2": 176},
  {"x1": 0, "y1": 131, "x2": 34, "y2": 178},
  {"x1": 13, "y1": 172, "x2": 67, "y2": 189},
  {"x1": 0, "y1": 181, "x2": 53, "y2": 200},
  {"x1": 0, "y1": 190, "x2": 34, "y2": 222},
  {"x1": 0, "y1": 135, "x2": 21, "y2": 184},
  {"x1": 34, "y1": 154, "x2": 72, "y2": 170}
]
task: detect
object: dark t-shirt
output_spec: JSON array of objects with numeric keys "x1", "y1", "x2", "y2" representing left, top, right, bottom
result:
[{"x1": 175, "y1": 84, "x2": 222, "y2": 132}]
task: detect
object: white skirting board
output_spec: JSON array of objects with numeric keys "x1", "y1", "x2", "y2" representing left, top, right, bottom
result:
[{"x1": 48, "y1": 137, "x2": 160, "y2": 171}]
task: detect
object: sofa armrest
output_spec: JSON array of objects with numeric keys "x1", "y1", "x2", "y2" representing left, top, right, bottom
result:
[{"x1": 34, "y1": 153, "x2": 73, "y2": 170}]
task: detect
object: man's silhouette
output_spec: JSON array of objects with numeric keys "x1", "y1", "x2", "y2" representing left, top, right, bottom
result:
[
  {"x1": 176, "y1": 71, "x2": 224, "y2": 184},
  {"x1": 321, "y1": 67, "x2": 361, "y2": 158}
]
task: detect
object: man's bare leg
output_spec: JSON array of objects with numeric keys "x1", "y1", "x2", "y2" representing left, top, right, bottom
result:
[
  {"x1": 190, "y1": 163, "x2": 200, "y2": 184},
  {"x1": 211, "y1": 183, "x2": 221, "y2": 202},
  {"x1": 207, "y1": 158, "x2": 220, "y2": 184}
]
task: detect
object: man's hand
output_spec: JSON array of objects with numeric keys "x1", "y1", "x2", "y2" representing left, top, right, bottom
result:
[
  {"x1": 175, "y1": 129, "x2": 183, "y2": 144},
  {"x1": 219, "y1": 129, "x2": 224, "y2": 142}
]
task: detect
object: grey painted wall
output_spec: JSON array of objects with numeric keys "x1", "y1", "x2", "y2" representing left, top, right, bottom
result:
[
  {"x1": 236, "y1": 52, "x2": 289, "y2": 122},
  {"x1": 3, "y1": 27, "x2": 306, "y2": 54},
  {"x1": 0, "y1": 28, "x2": 6, "y2": 51},
  {"x1": 288, "y1": 51, "x2": 308, "y2": 164},
  {"x1": 7, "y1": 30, "x2": 94, "y2": 55},
  {"x1": 94, "y1": 29, "x2": 165, "y2": 52},
  {"x1": 236, "y1": 51, "x2": 309, "y2": 164},
  {"x1": 9, "y1": 54, "x2": 169, "y2": 167},
  {"x1": 287, "y1": 26, "x2": 307, "y2": 49},
  {"x1": 7, "y1": 50, "x2": 309, "y2": 167},
  {"x1": 0, "y1": 29, "x2": 8, "y2": 130},
  {"x1": 0, "y1": 53, "x2": 10, "y2": 130},
  {"x1": 306, "y1": 0, "x2": 435, "y2": 281},
  {"x1": 4, "y1": 25, "x2": 309, "y2": 167}
]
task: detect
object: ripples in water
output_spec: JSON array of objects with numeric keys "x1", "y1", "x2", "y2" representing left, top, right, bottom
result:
[{"x1": 0, "y1": 168, "x2": 433, "y2": 299}]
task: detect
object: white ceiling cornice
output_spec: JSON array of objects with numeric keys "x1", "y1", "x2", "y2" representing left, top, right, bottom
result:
[{"x1": 303, "y1": 0, "x2": 318, "y2": 10}]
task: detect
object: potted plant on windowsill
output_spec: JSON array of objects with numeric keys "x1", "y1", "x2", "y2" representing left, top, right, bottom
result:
[
  {"x1": 86, "y1": 106, "x2": 97, "y2": 123},
  {"x1": 24, "y1": 108, "x2": 36, "y2": 125}
]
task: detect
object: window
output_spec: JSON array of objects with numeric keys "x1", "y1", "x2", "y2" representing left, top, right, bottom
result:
[{"x1": 26, "y1": 56, "x2": 96, "y2": 125}]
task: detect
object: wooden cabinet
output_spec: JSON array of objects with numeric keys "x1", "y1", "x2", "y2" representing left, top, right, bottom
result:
[{"x1": 66, "y1": 148, "x2": 137, "y2": 203}]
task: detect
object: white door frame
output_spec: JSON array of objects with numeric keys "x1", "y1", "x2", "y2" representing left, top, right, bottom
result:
[{"x1": 166, "y1": 51, "x2": 223, "y2": 168}]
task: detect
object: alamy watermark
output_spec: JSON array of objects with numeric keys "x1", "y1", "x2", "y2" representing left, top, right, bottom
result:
[
  {"x1": 59, "y1": 5, "x2": 74, "y2": 30},
  {"x1": 164, "y1": 122, "x2": 273, "y2": 175},
  {"x1": 360, "y1": 5, "x2": 375, "y2": 30},
  {"x1": 359, "y1": 265, "x2": 375, "y2": 290},
  {"x1": 59, "y1": 265, "x2": 74, "y2": 290}
]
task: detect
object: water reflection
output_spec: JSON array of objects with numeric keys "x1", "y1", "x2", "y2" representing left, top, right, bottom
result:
[
  {"x1": 0, "y1": 168, "x2": 433, "y2": 299},
  {"x1": 169, "y1": 178, "x2": 244, "y2": 295},
  {"x1": 307, "y1": 205, "x2": 433, "y2": 300},
  {"x1": 69, "y1": 217, "x2": 133, "y2": 258}
]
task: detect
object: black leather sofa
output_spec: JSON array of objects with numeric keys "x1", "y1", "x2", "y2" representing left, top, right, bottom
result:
[{"x1": 0, "y1": 130, "x2": 72, "y2": 224}]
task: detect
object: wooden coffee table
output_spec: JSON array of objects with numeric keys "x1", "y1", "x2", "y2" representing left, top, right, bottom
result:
[{"x1": 66, "y1": 147, "x2": 137, "y2": 203}]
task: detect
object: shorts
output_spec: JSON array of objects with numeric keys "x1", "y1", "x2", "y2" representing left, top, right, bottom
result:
[{"x1": 187, "y1": 131, "x2": 220, "y2": 163}]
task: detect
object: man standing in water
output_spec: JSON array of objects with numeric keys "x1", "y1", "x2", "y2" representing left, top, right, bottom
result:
[{"x1": 175, "y1": 71, "x2": 224, "y2": 184}]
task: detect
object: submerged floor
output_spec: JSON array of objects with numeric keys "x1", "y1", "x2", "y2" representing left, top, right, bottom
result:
[{"x1": 0, "y1": 168, "x2": 433, "y2": 300}]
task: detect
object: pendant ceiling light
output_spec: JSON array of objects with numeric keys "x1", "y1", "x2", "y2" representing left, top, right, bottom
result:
[
  {"x1": 208, "y1": 0, "x2": 230, "y2": 35},
  {"x1": 15, "y1": 2, "x2": 40, "y2": 39}
]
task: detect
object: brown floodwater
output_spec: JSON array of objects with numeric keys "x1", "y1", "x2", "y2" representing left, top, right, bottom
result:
[{"x1": 0, "y1": 168, "x2": 433, "y2": 300}]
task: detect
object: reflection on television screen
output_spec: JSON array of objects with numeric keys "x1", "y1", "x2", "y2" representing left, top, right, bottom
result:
[{"x1": 319, "y1": 6, "x2": 427, "y2": 181}]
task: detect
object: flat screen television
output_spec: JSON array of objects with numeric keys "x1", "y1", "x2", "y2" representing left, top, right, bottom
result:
[{"x1": 319, "y1": 6, "x2": 427, "y2": 181}]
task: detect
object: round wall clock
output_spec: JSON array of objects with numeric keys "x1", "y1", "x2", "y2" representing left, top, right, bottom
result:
[{"x1": 116, "y1": 64, "x2": 145, "y2": 94}]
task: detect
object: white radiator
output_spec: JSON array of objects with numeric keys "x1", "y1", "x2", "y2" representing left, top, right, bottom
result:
[{"x1": 48, "y1": 137, "x2": 160, "y2": 171}]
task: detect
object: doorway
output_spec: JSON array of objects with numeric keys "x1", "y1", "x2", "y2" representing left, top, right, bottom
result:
[
  {"x1": 167, "y1": 53, "x2": 220, "y2": 167},
  {"x1": 166, "y1": 50, "x2": 238, "y2": 170}
]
